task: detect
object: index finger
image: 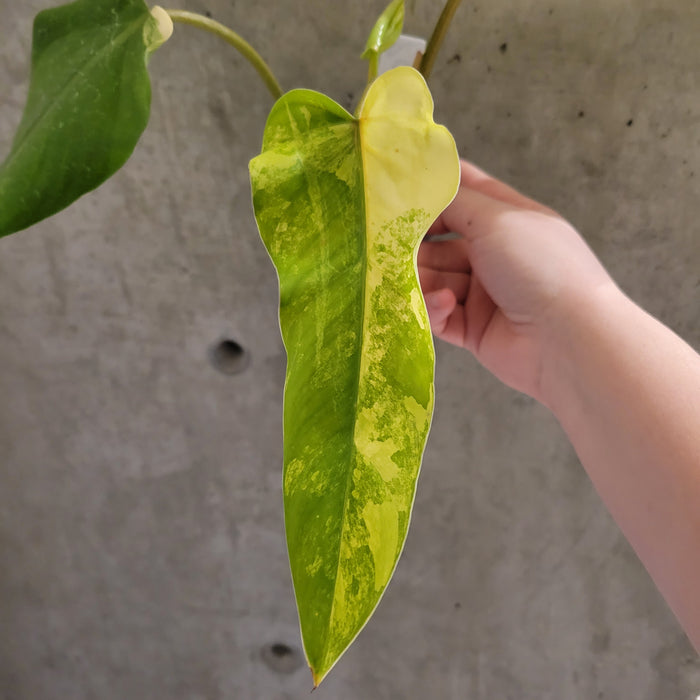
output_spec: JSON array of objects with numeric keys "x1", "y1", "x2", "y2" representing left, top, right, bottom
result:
[{"x1": 458, "y1": 160, "x2": 559, "y2": 217}]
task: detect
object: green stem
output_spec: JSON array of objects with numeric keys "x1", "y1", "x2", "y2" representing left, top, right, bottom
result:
[
  {"x1": 165, "y1": 9, "x2": 283, "y2": 99},
  {"x1": 419, "y1": 0, "x2": 463, "y2": 81},
  {"x1": 367, "y1": 52, "x2": 379, "y2": 84}
]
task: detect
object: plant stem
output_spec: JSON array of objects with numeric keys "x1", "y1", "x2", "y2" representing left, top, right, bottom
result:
[
  {"x1": 367, "y1": 53, "x2": 379, "y2": 84},
  {"x1": 419, "y1": 0, "x2": 463, "y2": 81},
  {"x1": 165, "y1": 9, "x2": 283, "y2": 99}
]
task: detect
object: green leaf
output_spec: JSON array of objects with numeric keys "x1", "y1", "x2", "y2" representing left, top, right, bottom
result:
[
  {"x1": 362, "y1": 0, "x2": 405, "y2": 80},
  {"x1": 0, "y1": 0, "x2": 173, "y2": 237},
  {"x1": 249, "y1": 66, "x2": 459, "y2": 686},
  {"x1": 362, "y1": 0, "x2": 405, "y2": 60}
]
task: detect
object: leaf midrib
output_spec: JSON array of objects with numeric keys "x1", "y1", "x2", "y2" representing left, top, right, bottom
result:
[{"x1": 321, "y1": 115, "x2": 372, "y2": 673}]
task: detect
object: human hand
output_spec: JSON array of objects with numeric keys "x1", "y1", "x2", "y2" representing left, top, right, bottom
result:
[{"x1": 418, "y1": 160, "x2": 615, "y2": 402}]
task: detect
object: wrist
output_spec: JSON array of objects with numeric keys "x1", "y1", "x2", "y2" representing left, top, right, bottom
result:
[{"x1": 538, "y1": 281, "x2": 635, "y2": 414}]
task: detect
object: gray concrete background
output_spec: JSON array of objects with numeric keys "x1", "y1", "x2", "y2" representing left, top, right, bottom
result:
[{"x1": 0, "y1": 0, "x2": 699, "y2": 698}]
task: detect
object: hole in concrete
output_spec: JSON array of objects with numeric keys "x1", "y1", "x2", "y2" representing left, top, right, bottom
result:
[
  {"x1": 210, "y1": 339, "x2": 250, "y2": 375},
  {"x1": 261, "y1": 642, "x2": 304, "y2": 674}
]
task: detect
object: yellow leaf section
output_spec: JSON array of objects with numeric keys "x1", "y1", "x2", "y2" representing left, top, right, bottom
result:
[
  {"x1": 312, "y1": 66, "x2": 459, "y2": 687},
  {"x1": 359, "y1": 66, "x2": 459, "y2": 236},
  {"x1": 355, "y1": 64, "x2": 460, "y2": 610}
]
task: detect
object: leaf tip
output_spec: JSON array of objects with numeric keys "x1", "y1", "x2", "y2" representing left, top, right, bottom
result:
[{"x1": 310, "y1": 666, "x2": 325, "y2": 689}]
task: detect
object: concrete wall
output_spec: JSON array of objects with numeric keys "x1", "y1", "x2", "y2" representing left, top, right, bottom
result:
[{"x1": 0, "y1": 1, "x2": 698, "y2": 698}]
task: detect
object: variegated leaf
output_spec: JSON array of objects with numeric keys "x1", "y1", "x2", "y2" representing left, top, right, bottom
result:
[{"x1": 249, "y1": 66, "x2": 460, "y2": 686}]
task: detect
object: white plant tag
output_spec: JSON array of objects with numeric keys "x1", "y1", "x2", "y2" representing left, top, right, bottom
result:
[{"x1": 377, "y1": 34, "x2": 427, "y2": 74}]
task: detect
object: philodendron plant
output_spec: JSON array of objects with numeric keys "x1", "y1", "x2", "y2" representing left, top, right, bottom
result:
[{"x1": 0, "y1": 0, "x2": 462, "y2": 686}]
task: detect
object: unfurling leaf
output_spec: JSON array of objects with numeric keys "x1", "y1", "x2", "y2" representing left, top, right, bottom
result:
[
  {"x1": 362, "y1": 0, "x2": 405, "y2": 59},
  {"x1": 0, "y1": 0, "x2": 172, "y2": 237},
  {"x1": 249, "y1": 66, "x2": 460, "y2": 686},
  {"x1": 362, "y1": 0, "x2": 405, "y2": 79}
]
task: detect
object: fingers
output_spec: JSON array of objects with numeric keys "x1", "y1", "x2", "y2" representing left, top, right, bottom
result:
[
  {"x1": 425, "y1": 159, "x2": 559, "y2": 243},
  {"x1": 421, "y1": 276, "x2": 497, "y2": 351},
  {"x1": 424, "y1": 288, "x2": 456, "y2": 333},
  {"x1": 419, "y1": 265, "x2": 470, "y2": 304},
  {"x1": 424, "y1": 288, "x2": 467, "y2": 346},
  {"x1": 419, "y1": 159, "x2": 558, "y2": 352},
  {"x1": 463, "y1": 274, "x2": 497, "y2": 352},
  {"x1": 417, "y1": 238, "x2": 471, "y2": 273},
  {"x1": 458, "y1": 160, "x2": 559, "y2": 217},
  {"x1": 438, "y1": 186, "x2": 513, "y2": 245},
  {"x1": 426, "y1": 216, "x2": 448, "y2": 236}
]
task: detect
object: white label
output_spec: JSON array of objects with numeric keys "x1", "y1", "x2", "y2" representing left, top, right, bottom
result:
[{"x1": 377, "y1": 35, "x2": 427, "y2": 75}]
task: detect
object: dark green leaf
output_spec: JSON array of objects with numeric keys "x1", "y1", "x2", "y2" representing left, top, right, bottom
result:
[{"x1": 0, "y1": 0, "x2": 172, "y2": 236}]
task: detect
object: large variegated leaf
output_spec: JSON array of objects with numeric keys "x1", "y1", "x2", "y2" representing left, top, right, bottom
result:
[
  {"x1": 0, "y1": 0, "x2": 172, "y2": 237},
  {"x1": 249, "y1": 66, "x2": 459, "y2": 685}
]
